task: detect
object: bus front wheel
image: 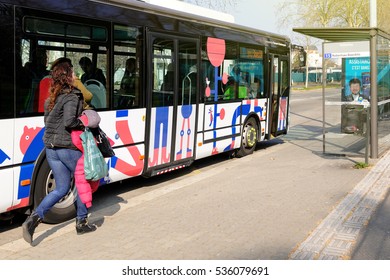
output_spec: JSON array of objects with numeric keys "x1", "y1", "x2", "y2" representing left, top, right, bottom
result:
[
  {"x1": 236, "y1": 118, "x2": 258, "y2": 158},
  {"x1": 33, "y1": 159, "x2": 77, "y2": 224}
]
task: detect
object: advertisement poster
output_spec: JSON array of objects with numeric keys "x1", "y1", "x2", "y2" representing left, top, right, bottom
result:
[{"x1": 342, "y1": 57, "x2": 370, "y2": 102}]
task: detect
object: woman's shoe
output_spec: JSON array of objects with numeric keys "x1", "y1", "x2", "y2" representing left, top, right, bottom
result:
[
  {"x1": 75, "y1": 218, "x2": 97, "y2": 235},
  {"x1": 22, "y1": 212, "x2": 42, "y2": 244}
]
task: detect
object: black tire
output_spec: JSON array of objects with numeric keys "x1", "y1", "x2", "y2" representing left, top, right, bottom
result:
[
  {"x1": 235, "y1": 117, "x2": 258, "y2": 158},
  {"x1": 34, "y1": 159, "x2": 77, "y2": 224}
]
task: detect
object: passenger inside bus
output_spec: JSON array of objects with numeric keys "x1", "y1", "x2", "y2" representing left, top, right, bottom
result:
[
  {"x1": 79, "y1": 57, "x2": 107, "y2": 108},
  {"x1": 23, "y1": 48, "x2": 50, "y2": 113},
  {"x1": 251, "y1": 76, "x2": 262, "y2": 98},
  {"x1": 79, "y1": 57, "x2": 107, "y2": 87},
  {"x1": 159, "y1": 63, "x2": 174, "y2": 106},
  {"x1": 238, "y1": 71, "x2": 251, "y2": 99},
  {"x1": 224, "y1": 79, "x2": 237, "y2": 100},
  {"x1": 35, "y1": 59, "x2": 94, "y2": 112},
  {"x1": 26, "y1": 48, "x2": 50, "y2": 80},
  {"x1": 117, "y1": 58, "x2": 136, "y2": 108},
  {"x1": 224, "y1": 65, "x2": 251, "y2": 99},
  {"x1": 15, "y1": 60, "x2": 32, "y2": 115},
  {"x1": 161, "y1": 63, "x2": 174, "y2": 92},
  {"x1": 120, "y1": 58, "x2": 136, "y2": 91}
]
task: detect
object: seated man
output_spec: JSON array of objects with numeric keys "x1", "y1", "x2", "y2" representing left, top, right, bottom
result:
[
  {"x1": 224, "y1": 79, "x2": 237, "y2": 100},
  {"x1": 250, "y1": 77, "x2": 262, "y2": 98},
  {"x1": 117, "y1": 58, "x2": 136, "y2": 108},
  {"x1": 79, "y1": 56, "x2": 106, "y2": 87}
]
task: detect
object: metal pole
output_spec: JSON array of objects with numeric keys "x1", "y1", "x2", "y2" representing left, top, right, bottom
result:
[
  {"x1": 365, "y1": 108, "x2": 370, "y2": 164},
  {"x1": 322, "y1": 43, "x2": 326, "y2": 153},
  {"x1": 370, "y1": 29, "x2": 378, "y2": 158}
]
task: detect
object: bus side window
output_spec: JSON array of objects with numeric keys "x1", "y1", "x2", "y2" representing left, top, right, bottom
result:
[
  {"x1": 113, "y1": 25, "x2": 142, "y2": 110},
  {"x1": 21, "y1": 48, "x2": 50, "y2": 114},
  {"x1": 201, "y1": 62, "x2": 214, "y2": 102},
  {"x1": 238, "y1": 71, "x2": 250, "y2": 99},
  {"x1": 1, "y1": 7, "x2": 15, "y2": 119},
  {"x1": 77, "y1": 55, "x2": 108, "y2": 109},
  {"x1": 224, "y1": 78, "x2": 237, "y2": 100}
]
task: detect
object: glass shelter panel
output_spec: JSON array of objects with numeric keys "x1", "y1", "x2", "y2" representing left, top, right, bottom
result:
[
  {"x1": 377, "y1": 35, "x2": 390, "y2": 155},
  {"x1": 323, "y1": 41, "x2": 370, "y2": 156}
]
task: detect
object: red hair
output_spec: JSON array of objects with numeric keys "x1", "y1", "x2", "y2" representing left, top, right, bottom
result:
[{"x1": 47, "y1": 58, "x2": 74, "y2": 111}]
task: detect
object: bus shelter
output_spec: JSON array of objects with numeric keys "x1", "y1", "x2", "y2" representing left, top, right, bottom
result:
[{"x1": 293, "y1": 28, "x2": 390, "y2": 160}]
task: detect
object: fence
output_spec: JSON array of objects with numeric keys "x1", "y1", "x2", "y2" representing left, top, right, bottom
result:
[{"x1": 292, "y1": 72, "x2": 342, "y2": 83}]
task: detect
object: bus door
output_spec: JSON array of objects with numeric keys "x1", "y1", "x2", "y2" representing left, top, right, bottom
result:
[
  {"x1": 146, "y1": 32, "x2": 199, "y2": 174},
  {"x1": 269, "y1": 55, "x2": 290, "y2": 137}
]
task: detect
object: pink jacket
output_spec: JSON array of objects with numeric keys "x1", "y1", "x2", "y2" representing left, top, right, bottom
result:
[{"x1": 71, "y1": 130, "x2": 99, "y2": 208}]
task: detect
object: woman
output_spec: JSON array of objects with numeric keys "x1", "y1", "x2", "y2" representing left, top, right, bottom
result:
[{"x1": 22, "y1": 57, "x2": 96, "y2": 245}]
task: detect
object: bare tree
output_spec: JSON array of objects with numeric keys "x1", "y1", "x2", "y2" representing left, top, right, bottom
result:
[
  {"x1": 276, "y1": 1, "x2": 337, "y2": 87},
  {"x1": 278, "y1": 0, "x2": 390, "y2": 39},
  {"x1": 276, "y1": 0, "x2": 390, "y2": 88},
  {"x1": 377, "y1": 0, "x2": 390, "y2": 33},
  {"x1": 334, "y1": 0, "x2": 369, "y2": 27},
  {"x1": 277, "y1": 0, "x2": 340, "y2": 34}
]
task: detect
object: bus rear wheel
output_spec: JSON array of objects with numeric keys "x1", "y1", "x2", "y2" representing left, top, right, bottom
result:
[
  {"x1": 34, "y1": 159, "x2": 77, "y2": 224},
  {"x1": 236, "y1": 118, "x2": 258, "y2": 158}
]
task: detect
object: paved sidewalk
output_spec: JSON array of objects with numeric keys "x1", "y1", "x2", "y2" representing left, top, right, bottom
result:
[
  {"x1": 0, "y1": 133, "x2": 388, "y2": 260},
  {"x1": 290, "y1": 149, "x2": 390, "y2": 260}
]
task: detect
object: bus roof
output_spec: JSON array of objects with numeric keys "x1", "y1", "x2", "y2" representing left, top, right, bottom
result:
[
  {"x1": 93, "y1": 0, "x2": 290, "y2": 46},
  {"x1": 143, "y1": 0, "x2": 235, "y2": 23},
  {"x1": 3, "y1": 0, "x2": 290, "y2": 48}
]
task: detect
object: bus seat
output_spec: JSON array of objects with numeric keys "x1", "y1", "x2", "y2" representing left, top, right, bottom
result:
[
  {"x1": 35, "y1": 75, "x2": 52, "y2": 112},
  {"x1": 84, "y1": 79, "x2": 106, "y2": 108}
]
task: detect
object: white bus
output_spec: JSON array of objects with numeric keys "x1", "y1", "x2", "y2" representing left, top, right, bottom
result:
[{"x1": 0, "y1": 0, "x2": 304, "y2": 223}]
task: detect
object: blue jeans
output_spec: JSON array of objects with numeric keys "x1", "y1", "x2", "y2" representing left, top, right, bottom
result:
[{"x1": 35, "y1": 148, "x2": 88, "y2": 220}]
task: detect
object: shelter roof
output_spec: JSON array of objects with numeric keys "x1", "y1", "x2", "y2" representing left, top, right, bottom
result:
[{"x1": 292, "y1": 27, "x2": 390, "y2": 42}]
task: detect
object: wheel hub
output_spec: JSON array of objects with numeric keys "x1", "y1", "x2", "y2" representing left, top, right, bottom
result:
[{"x1": 244, "y1": 126, "x2": 257, "y2": 148}]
